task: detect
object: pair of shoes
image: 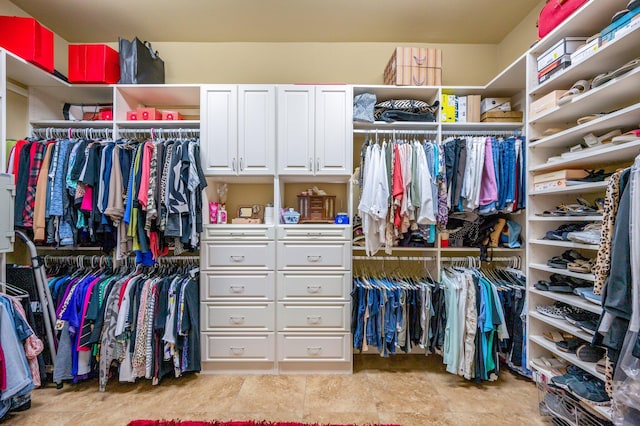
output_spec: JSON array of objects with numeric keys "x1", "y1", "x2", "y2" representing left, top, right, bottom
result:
[
  {"x1": 537, "y1": 302, "x2": 574, "y2": 319},
  {"x1": 551, "y1": 365, "x2": 592, "y2": 390},
  {"x1": 566, "y1": 223, "x2": 602, "y2": 245},
  {"x1": 547, "y1": 249, "x2": 588, "y2": 270},
  {"x1": 544, "y1": 223, "x2": 585, "y2": 241},
  {"x1": 567, "y1": 257, "x2": 595, "y2": 274},
  {"x1": 556, "y1": 337, "x2": 582, "y2": 353},
  {"x1": 573, "y1": 287, "x2": 602, "y2": 305},
  {"x1": 576, "y1": 319, "x2": 599, "y2": 335},
  {"x1": 576, "y1": 344, "x2": 605, "y2": 362},
  {"x1": 544, "y1": 393, "x2": 577, "y2": 420},
  {"x1": 592, "y1": 57, "x2": 640, "y2": 88},
  {"x1": 569, "y1": 376, "x2": 611, "y2": 406},
  {"x1": 564, "y1": 308, "x2": 598, "y2": 326}
]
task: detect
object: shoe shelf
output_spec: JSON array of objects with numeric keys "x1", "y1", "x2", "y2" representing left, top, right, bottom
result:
[
  {"x1": 529, "y1": 102, "x2": 640, "y2": 149},
  {"x1": 529, "y1": 215, "x2": 603, "y2": 222},
  {"x1": 531, "y1": 66, "x2": 640, "y2": 125},
  {"x1": 531, "y1": 24, "x2": 640, "y2": 97},
  {"x1": 530, "y1": 288, "x2": 601, "y2": 316},
  {"x1": 529, "y1": 181, "x2": 608, "y2": 196},
  {"x1": 530, "y1": 335, "x2": 605, "y2": 381},
  {"x1": 439, "y1": 247, "x2": 523, "y2": 252},
  {"x1": 529, "y1": 310, "x2": 594, "y2": 344},
  {"x1": 530, "y1": 139, "x2": 640, "y2": 172},
  {"x1": 530, "y1": 264, "x2": 595, "y2": 282},
  {"x1": 529, "y1": 239, "x2": 599, "y2": 251}
]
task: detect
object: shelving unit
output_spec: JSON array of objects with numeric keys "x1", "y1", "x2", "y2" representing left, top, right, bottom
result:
[{"x1": 526, "y1": 1, "x2": 639, "y2": 422}]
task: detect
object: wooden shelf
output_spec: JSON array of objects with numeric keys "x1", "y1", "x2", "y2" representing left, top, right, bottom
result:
[
  {"x1": 530, "y1": 335, "x2": 604, "y2": 381},
  {"x1": 530, "y1": 139, "x2": 640, "y2": 172},
  {"x1": 530, "y1": 181, "x2": 608, "y2": 196},
  {"x1": 529, "y1": 239, "x2": 599, "y2": 251},
  {"x1": 530, "y1": 263, "x2": 595, "y2": 282},
  {"x1": 529, "y1": 288, "x2": 601, "y2": 315}
]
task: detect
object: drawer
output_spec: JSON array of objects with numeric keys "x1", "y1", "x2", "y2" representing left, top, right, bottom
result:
[
  {"x1": 278, "y1": 333, "x2": 350, "y2": 361},
  {"x1": 202, "y1": 241, "x2": 275, "y2": 270},
  {"x1": 277, "y1": 272, "x2": 350, "y2": 300},
  {"x1": 277, "y1": 241, "x2": 350, "y2": 269},
  {"x1": 278, "y1": 225, "x2": 350, "y2": 241},
  {"x1": 203, "y1": 225, "x2": 275, "y2": 241},
  {"x1": 202, "y1": 303, "x2": 275, "y2": 331},
  {"x1": 203, "y1": 333, "x2": 275, "y2": 361},
  {"x1": 277, "y1": 303, "x2": 349, "y2": 331},
  {"x1": 201, "y1": 271, "x2": 275, "y2": 301}
]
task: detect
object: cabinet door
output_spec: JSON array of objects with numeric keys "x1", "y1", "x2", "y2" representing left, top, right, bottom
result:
[
  {"x1": 277, "y1": 85, "x2": 315, "y2": 174},
  {"x1": 238, "y1": 85, "x2": 275, "y2": 175},
  {"x1": 0, "y1": 175, "x2": 14, "y2": 253},
  {"x1": 315, "y1": 86, "x2": 352, "y2": 175},
  {"x1": 201, "y1": 85, "x2": 238, "y2": 175}
]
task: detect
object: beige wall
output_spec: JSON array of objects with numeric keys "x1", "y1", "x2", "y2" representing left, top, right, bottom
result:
[
  {"x1": 496, "y1": 0, "x2": 545, "y2": 72},
  {"x1": 6, "y1": 90, "x2": 28, "y2": 139}
]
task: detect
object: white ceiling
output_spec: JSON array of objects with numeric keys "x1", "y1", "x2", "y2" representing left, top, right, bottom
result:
[{"x1": 11, "y1": 0, "x2": 541, "y2": 44}]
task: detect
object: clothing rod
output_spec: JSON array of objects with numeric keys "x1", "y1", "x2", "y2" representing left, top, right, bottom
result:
[
  {"x1": 353, "y1": 129, "x2": 438, "y2": 135},
  {"x1": 353, "y1": 255, "x2": 435, "y2": 261},
  {"x1": 118, "y1": 128, "x2": 200, "y2": 134},
  {"x1": 441, "y1": 256, "x2": 520, "y2": 262},
  {"x1": 441, "y1": 130, "x2": 521, "y2": 136}
]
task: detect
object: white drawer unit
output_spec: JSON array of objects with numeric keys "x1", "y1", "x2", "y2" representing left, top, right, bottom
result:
[
  {"x1": 202, "y1": 303, "x2": 275, "y2": 331},
  {"x1": 277, "y1": 272, "x2": 350, "y2": 300},
  {"x1": 277, "y1": 241, "x2": 350, "y2": 270},
  {"x1": 203, "y1": 225, "x2": 275, "y2": 241},
  {"x1": 203, "y1": 333, "x2": 275, "y2": 361},
  {"x1": 201, "y1": 271, "x2": 275, "y2": 301},
  {"x1": 278, "y1": 333, "x2": 350, "y2": 361},
  {"x1": 202, "y1": 241, "x2": 275, "y2": 270},
  {"x1": 277, "y1": 225, "x2": 350, "y2": 241},
  {"x1": 277, "y1": 303, "x2": 349, "y2": 331}
]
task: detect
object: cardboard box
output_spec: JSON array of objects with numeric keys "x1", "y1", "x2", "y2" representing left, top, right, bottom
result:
[
  {"x1": 467, "y1": 95, "x2": 481, "y2": 122},
  {"x1": 387, "y1": 47, "x2": 442, "y2": 69},
  {"x1": 384, "y1": 65, "x2": 441, "y2": 86},
  {"x1": 570, "y1": 37, "x2": 600, "y2": 66},
  {"x1": 0, "y1": 16, "x2": 54, "y2": 72},
  {"x1": 537, "y1": 37, "x2": 587, "y2": 71},
  {"x1": 456, "y1": 96, "x2": 467, "y2": 123},
  {"x1": 441, "y1": 94, "x2": 456, "y2": 123},
  {"x1": 68, "y1": 44, "x2": 120, "y2": 84},
  {"x1": 480, "y1": 97, "x2": 511, "y2": 114},
  {"x1": 533, "y1": 169, "x2": 589, "y2": 184},
  {"x1": 126, "y1": 111, "x2": 138, "y2": 120},
  {"x1": 162, "y1": 110, "x2": 183, "y2": 120},
  {"x1": 529, "y1": 90, "x2": 565, "y2": 120},
  {"x1": 137, "y1": 107, "x2": 161, "y2": 120},
  {"x1": 601, "y1": 7, "x2": 640, "y2": 45},
  {"x1": 480, "y1": 110, "x2": 523, "y2": 123}
]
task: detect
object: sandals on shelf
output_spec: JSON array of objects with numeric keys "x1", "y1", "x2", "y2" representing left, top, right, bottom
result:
[
  {"x1": 592, "y1": 57, "x2": 640, "y2": 88},
  {"x1": 577, "y1": 113, "x2": 609, "y2": 125},
  {"x1": 567, "y1": 258, "x2": 595, "y2": 274},
  {"x1": 612, "y1": 129, "x2": 640, "y2": 144},
  {"x1": 557, "y1": 338, "x2": 582, "y2": 353},
  {"x1": 558, "y1": 79, "x2": 590, "y2": 105},
  {"x1": 543, "y1": 330, "x2": 574, "y2": 343}
]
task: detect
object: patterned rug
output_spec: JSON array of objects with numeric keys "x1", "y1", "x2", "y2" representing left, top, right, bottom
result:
[{"x1": 127, "y1": 421, "x2": 399, "y2": 426}]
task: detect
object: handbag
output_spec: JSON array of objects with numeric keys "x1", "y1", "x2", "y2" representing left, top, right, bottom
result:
[
  {"x1": 538, "y1": 0, "x2": 588, "y2": 39},
  {"x1": 118, "y1": 37, "x2": 165, "y2": 84}
]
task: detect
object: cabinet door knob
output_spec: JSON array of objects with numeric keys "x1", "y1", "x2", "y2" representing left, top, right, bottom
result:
[
  {"x1": 307, "y1": 255, "x2": 322, "y2": 263},
  {"x1": 240, "y1": 157, "x2": 244, "y2": 170},
  {"x1": 306, "y1": 346, "x2": 322, "y2": 355},
  {"x1": 232, "y1": 157, "x2": 236, "y2": 172},
  {"x1": 229, "y1": 316, "x2": 245, "y2": 324},
  {"x1": 316, "y1": 157, "x2": 320, "y2": 171},
  {"x1": 230, "y1": 285, "x2": 245, "y2": 293},
  {"x1": 230, "y1": 255, "x2": 245, "y2": 262},
  {"x1": 307, "y1": 285, "x2": 322, "y2": 293},
  {"x1": 307, "y1": 315, "x2": 322, "y2": 324},
  {"x1": 309, "y1": 157, "x2": 313, "y2": 171},
  {"x1": 230, "y1": 347, "x2": 245, "y2": 355}
]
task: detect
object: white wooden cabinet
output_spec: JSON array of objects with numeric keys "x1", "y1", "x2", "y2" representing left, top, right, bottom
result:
[
  {"x1": 277, "y1": 85, "x2": 352, "y2": 176},
  {"x1": 201, "y1": 85, "x2": 275, "y2": 175}
]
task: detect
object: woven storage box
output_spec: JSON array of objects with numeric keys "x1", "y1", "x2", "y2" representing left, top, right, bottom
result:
[{"x1": 384, "y1": 47, "x2": 442, "y2": 86}]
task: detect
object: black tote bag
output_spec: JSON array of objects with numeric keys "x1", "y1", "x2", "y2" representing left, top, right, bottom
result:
[{"x1": 118, "y1": 37, "x2": 165, "y2": 84}]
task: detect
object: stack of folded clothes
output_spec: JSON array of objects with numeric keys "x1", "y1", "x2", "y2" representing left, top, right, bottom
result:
[{"x1": 373, "y1": 99, "x2": 440, "y2": 122}]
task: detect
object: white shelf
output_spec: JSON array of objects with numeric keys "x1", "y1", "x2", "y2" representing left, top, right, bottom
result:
[
  {"x1": 115, "y1": 120, "x2": 200, "y2": 129},
  {"x1": 529, "y1": 310, "x2": 594, "y2": 343},
  {"x1": 529, "y1": 181, "x2": 608, "y2": 196},
  {"x1": 444, "y1": 54, "x2": 526, "y2": 97},
  {"x1": 352, "y1": 85, "x2": 439, "y2": 101},
  {"x1": 353, "y1": 121, "x2": 438, "y2": 131},
  {"x1": 531, "y1": 24, "x2": 640, "y2": 97},
  {"x1": 352, "y1": 246, "x2": 437, "y2": 252},
  {"x1": 530, "y1": 263, "x2": 595, "y2": 282},
  {"x1": 529, "y1": 239, "x2": 599, "y2": 251},
  {"x1": 529, "y1": 102, "x2": 640, "y2": 149},
  {"x1": 440, "y1": 247, "x2": 523, "y2": 252},
  {"x1": 529, "y1": 215, "x2": 602, "y2": 222},
  {"x1": 529, "y1": 288, "x2": 601, "y2": 315},
  {"x1": 4, "y1": 49, "x2": 68, "y2": 88},
  {"x1": 115, "y1": 84, "x2": 201, "y2": 106},
  {"x1": 31, "y1": 120, "x2": 114, "y2": 129},
  {"x1": 530, "y1": 335, "x2": 604, "y2": 381},
  {"x1": 530, "y1": 139, "x2": 640, "y2": 172},
  {"x1": 441, "y1": 122, "x2": 524, "y2": 131},
  {"x1": 531, "y1": 65, "x2": 640, "y2": 125}
]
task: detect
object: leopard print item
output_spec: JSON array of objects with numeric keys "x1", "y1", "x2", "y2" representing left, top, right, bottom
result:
[
  {"x1": 594, "y1": 171, "x2": 622, "y2": 295},
  {"x1": 605, "y1": 352, "x2": 613, "y2": 398}
]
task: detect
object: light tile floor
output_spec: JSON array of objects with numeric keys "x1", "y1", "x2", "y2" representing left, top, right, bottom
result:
[{"x1": 5, "y1": 355, "x2": 547, "y2": 426}]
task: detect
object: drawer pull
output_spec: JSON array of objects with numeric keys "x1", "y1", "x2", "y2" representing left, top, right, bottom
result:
[
  {"x1": 306, "y1": 232, "x2": 321, "y2": 238},
  {"x1": 229, "y1": 316, "x2": 245, "y2": 324},
  {"x1": 230, "y1": 255, "x2": 245, "y2": 262},
  {"x1": 307, "y1": 346, "x2": 322, "y2": 355},
  {"x1": 307, "y1": 255, "x2": 322, "y2": 263},
  {"x1": 307, "y1": 315, "x2": 322, "y2": 324},
  {"x1": 230, "y1": 285, "x2": 245, "y2": 293},
  {"x1": 230, "y1": 347, "x2": 245, "y2": 355},
  {"x1": 307, "y1": 285, "x2": 322, "y2": 293},
  {"x1": 230, "y1": 233, "x2": 245, "y2": 237}
]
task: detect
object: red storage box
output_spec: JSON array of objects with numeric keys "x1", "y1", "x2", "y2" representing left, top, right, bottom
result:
[
  {"x1": 126, "y1": 111, "x2": 138, "y2": 120},
  {"x1": 162, "y1": 110, "x2": 183, "y2": 120},
  {"x1": 0, "y1": 16, "x2": 54, "y2": 72},
  {"x1": 137, "y1": 107, "x2": 161, "y2": 120},
  {"x1": 98, "y1": 109, "x2": 113, "y2": 121},
  {"x1": 68, "y1": 44, "x2": 120, "y2": 84}
]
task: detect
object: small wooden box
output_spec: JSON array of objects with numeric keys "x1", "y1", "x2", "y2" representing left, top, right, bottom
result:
[
  {"x1": 297, "y1": 195, "x2": 336, "y2": 223},
  {"x1": 384, "y1": 66, "x2": 441, "y2": 86},
  {"x1": 480, "y1": 110, "x2": 523, "y2": 123}
]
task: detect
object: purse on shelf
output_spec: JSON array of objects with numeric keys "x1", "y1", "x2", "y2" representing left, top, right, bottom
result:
[
  {"x1": 538, "y1": 0, "x2": 588, "y2": 39},
  {"x1": 118, "y1": 37, "x2": 165, "y2": 84}
]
